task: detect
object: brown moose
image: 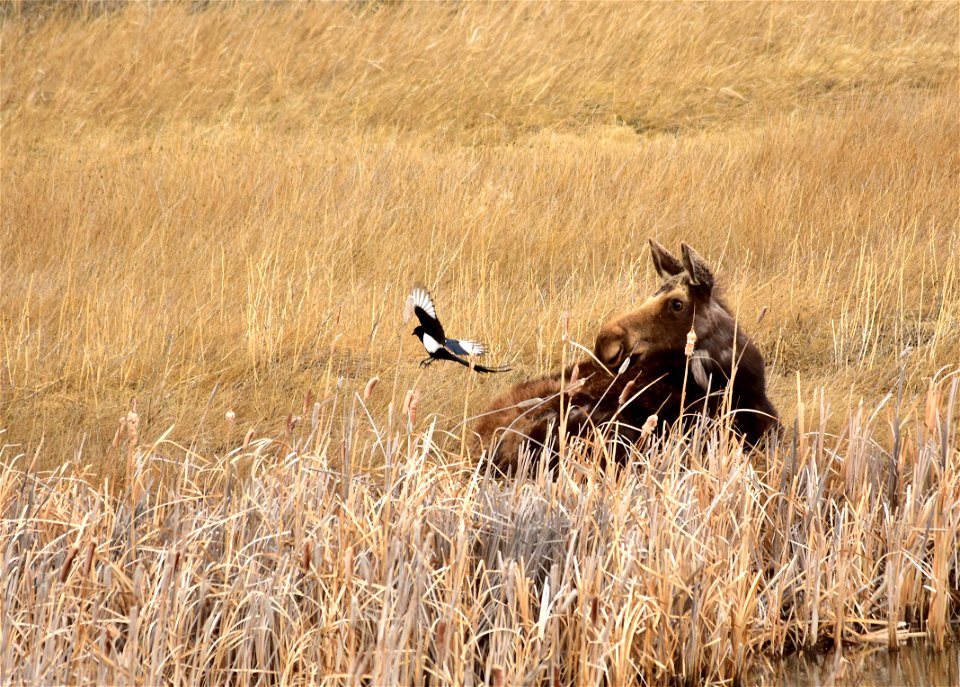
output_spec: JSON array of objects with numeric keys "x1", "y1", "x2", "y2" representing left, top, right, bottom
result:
[{"x1": 475, "y1": 239, "x2": 779, "y2": 474}]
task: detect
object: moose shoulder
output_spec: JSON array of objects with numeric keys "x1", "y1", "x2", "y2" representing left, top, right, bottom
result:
[{"x1": 476, "y1": 239, "x2": 779, "y2": 474}]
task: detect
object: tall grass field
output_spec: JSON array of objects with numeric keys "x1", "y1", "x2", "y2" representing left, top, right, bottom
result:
[{"x1": 2, "y1": 2, "x2": 958, "y2": 684}]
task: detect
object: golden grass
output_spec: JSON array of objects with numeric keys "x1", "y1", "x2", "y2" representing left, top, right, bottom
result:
[{"x1": 1, "y1": 2, "x2": 959, "y2": 682}]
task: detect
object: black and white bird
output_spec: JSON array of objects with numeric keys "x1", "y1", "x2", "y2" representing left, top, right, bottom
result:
[{"x1": 407, "y1": 285, "x2": 511, "y2": 373}]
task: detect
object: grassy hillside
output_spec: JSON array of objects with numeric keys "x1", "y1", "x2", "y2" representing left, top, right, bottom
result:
[
  {"x1": 2, "y1": 1, "x2": 957, "y2": 471},
  {"x1": 1, "y1": 3, "x2": 958, "y2": 684}
]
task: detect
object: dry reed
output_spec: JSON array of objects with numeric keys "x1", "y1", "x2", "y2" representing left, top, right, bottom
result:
[
  {"x1": 2, "y1": 2, "x2": 957, "y2": 471},
  {"x1": 1, "y1": 369, "x2": 957, "y2": 685}
]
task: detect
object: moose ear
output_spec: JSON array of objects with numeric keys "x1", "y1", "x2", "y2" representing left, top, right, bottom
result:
[
  {"x1": 690, "y1": 350, "x2": 715, "y2": 391},
  {"x1": 648, "y1": 238, "x2": 684, "y2": 280},
  {"x1": 680, "y1": 243, "x2": 714, "y2": 292}
]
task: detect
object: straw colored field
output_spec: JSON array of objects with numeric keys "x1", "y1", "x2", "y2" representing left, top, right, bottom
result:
[
  {"x1": 2, "y1": 1, "x2": 958, "y2": 472},
  {"x1": 1, "y1": 3, "x2": 959, "y2": 684}
]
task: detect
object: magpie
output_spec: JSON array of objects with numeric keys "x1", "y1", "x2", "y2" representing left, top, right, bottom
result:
[{"x1": 407, "y1": 285, "x2": 511, "y2": 373}]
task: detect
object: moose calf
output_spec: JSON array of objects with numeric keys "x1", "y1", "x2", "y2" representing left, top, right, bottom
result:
[{"x1": 476, "y1": 239, "x2": 779, "y2": 474}]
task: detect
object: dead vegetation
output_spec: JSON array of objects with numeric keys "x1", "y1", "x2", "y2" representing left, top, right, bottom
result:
[
  {"x1": 1, "y1": 2, "x2": 958, "y2": 683},
  {"x1": 1, "y1": 368, "x2": 957, "y2": 685}
]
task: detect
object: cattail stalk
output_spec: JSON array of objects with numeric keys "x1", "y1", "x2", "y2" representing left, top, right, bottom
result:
[{"x1": 680, "y1": 321, "x2": 697, "y2": 414}]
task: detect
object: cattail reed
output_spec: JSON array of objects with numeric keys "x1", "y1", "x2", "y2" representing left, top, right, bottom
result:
[
  {"x1": 59, "y1": 545, "x2": 79, "y2": 583},
  {"x1": 302, "y1": 539, "x2": 313, "y2": 573},
  {"x1": 640, "y1": 413, "x2": 658, "y2": 441},
  {"x1": 363, "y1": 376, "x2": 380, "y2": 402},
  {"x1": 2, "y1": 3, "x2": 957, "y2": 685},
  {"x1": 618, "y1": 380, "x2": 636, "y2": 406},
  {"x1": 756, "y1": 305, "x2": 769, "y2": 325},
  {"x1": 685, "y1": 326, "x2": 696, "y2": 358},
  {"x1": 402, "y1": 388, "x2": 420, "y2": 426},
  {"x1": 1, "y1": 373, "x2": 958, "y2": 685},
  {"x1": 82, "y1": 539, "x2": 97, "y2": 579}
]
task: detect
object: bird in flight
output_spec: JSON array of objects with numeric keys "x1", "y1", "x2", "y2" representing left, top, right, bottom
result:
[{"x1": 407, "y1": 285, "x2": 511, "y2": 373}]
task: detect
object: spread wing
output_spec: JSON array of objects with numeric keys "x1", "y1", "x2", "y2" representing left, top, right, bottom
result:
[
  {"x1": 445, "y1": 338, "x2": 487, "y2": 357},
  {"x1": 410, "y1": 285, "x2": 445, "y2": 341}
]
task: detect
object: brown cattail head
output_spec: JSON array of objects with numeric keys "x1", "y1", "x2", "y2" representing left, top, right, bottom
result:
[
  {"x1": 618, "y1": 380, "x2": 636, "y2": 406},
  {"x1": 436, "y1": 620, "x2": 448, "y2": 657},
  {"x1": 82, "y1": 539, "x2": 97, "y2": 579},
  {"x1": 60, "y1": 545, "x2": 79, "y2": 583},
  {"x1": 302, "y1": 540, "x2": 313, "y2": 573},
  {"x1": 126, "y1": 401, "x2": 140, "y2": 446},
  {"x1": 403, "y1": 388, "x2": 420, "y2": 425},
  {"x1": 363, "y1": 376, "x2": 380, "y2": 402},
  {"x1": 641, "y1": 414, "x2": 658, "y2": 440},
  {"x1": 756, "y1": 305, "x2": 769, "y2": 325}
]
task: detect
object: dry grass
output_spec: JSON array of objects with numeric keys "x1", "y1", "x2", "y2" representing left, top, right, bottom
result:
[
  {"x1": 2, "y1": 1, "x2": 958, "y2": 469},
  {"x1": 1, "y1": 1, "x2": 959, "y2": 683},
  {"x1": 1, "y1": 371, "x2": 957, "y2": 685}
]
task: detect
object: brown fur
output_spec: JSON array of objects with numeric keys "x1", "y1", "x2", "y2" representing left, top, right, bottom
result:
[{"x1": 475, "y1": 239, "x2": 780, "y2": 474}]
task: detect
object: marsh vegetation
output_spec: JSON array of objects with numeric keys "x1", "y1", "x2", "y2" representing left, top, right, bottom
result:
[{"x1": 1, "y1": 2, "x2": 958, "y2": 684}]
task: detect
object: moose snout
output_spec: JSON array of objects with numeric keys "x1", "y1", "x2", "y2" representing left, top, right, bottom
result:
[{"x1": 595, "y1": 325, "x2": 630, "y2": 369}]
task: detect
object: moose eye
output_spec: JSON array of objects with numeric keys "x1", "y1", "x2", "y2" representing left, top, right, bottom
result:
[{"x1": 669, "y1": 299, "x2": 684, "y2": 312}]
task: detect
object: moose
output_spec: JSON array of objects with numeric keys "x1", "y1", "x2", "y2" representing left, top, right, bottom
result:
[{"x1": 475, "y1": 239, "x2": 779, "y2": 473}]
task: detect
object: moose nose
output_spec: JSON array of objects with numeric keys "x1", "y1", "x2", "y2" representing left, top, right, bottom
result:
[{"x1": 595, "y1": 326, "x2": 628, "y2": 369}]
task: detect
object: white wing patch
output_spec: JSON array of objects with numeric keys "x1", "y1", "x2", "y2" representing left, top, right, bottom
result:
[
  {"x1": 410, "y1": 286, "x2": 437, "y2": 319},
  {"x1": 446, "y1": 338, "x2": 487, "y2": 356},
  {"x1": 421, "y1": 332, "x2": 442, "y2": 354}
]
